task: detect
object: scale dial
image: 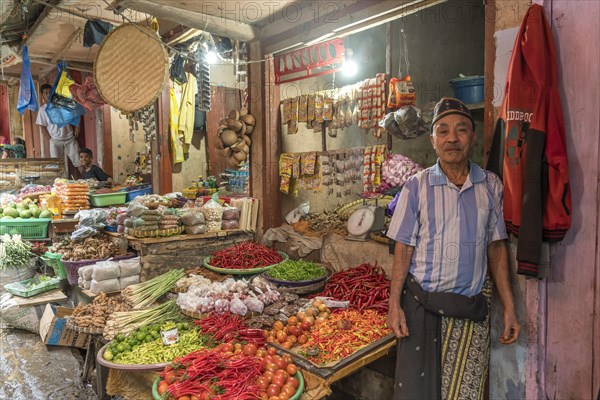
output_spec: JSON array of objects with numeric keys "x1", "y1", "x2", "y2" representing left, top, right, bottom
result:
[{"x1": 347, "y1": 207, "x2": 376, "y2": 237}]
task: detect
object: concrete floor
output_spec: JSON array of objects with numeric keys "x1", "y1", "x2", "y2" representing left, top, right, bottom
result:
[{"x1": 0, "y1": 328, "x2": 98, "y2": 399}]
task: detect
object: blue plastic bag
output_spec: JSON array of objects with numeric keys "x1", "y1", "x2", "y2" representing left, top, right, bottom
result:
[
  {"x1": 46, "y1": 62, "x2": 86, "y2": 128},
  {"x1": 16, "y1": 46, "x2": 38, "y2": 115}
]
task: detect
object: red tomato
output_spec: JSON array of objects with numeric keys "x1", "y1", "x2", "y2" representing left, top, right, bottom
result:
[
  {"x1": 243, "y1": 343, "x2": 257, "y2": 356},
  {"x1": 276, "y1": 331, "x2": 288, "y2": 344},
  {"x1": 279, "y1": 393, "x2": 291, "y2": 400},
  {"x1": 263, "y1": 371, "x2": 274, "y2": 383},
  {"x1": 190, "y1": 396, "x2": 199, "y2": 400},
  {"x1": 266, "y1": 362, "x2": 279, "y2": 373},
  {"x1": 178, "y1": 396, "x2": 191, "y2": 400},
  {"x1": 274, "y1": 369, "x2": 289, "y2": 381},
  {"x1": 275, "y1": 358, "x2": 288, "y2": 370},
  {"x1": 157, "y1": 380, "x2": 168, "y2": 395},
  {"x1": 286, "y1": 364, "x2": 298, "y2": 376},
  {"x1": 221, "y1": 343, "x2": 234, "y2": 353},
  {"x1": 282, "y1": 354, "x2": 293, "y2": 364},
  {"x1": 268, "y1": 397, "x2": 280, "y2": 400},
  {"x1": 267, "y1": 384, "x2": 281, "y2": 397},
  {"x1": 272, "y1": 375, "x2": 286, "y2": 388},
  {"x1": 165, "y1": 371, "x2": 177, "y2": 385},
  {"x1": 257, "y1": 376, "x2": 269, "y2": 390},
  {"x1": 256, "y1": 348, "x2": 267, "y2": 358},
  {"x1": 286, "y1": 376, "x2": 299, "y2": 389},
  {"x1": 267, "y1": 347, "x2": 278, "y2": 356},
  {"x1": 300, "y1": 321, "x2": 312, "y2": 331},
  {"x1": 297, "y1": 335, "x2": 308, "y2": 344},
  {"x1": 281, "y1": 384, "x2": 296, "y2": 397}
]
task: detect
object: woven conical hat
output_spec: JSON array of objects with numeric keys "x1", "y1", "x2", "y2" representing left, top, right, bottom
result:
[{"x1": 94, "y1": 23, "x2": 168, "y2": 113}]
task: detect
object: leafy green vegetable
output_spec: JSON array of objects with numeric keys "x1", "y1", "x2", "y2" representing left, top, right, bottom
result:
[
  {"x1": 0, "y1": 234, "x2": 33, "y2": 270},
  {"x1": 266, "y1": 259, "x2": 327, "y2": 281}
]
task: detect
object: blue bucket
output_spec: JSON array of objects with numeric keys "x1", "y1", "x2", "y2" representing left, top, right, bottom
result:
[{"x1": 449, "y1": 75, "x2": 484, "y2": 104}]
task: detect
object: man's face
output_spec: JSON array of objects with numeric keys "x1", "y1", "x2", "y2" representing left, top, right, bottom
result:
[
  {"x1": 430, "y1": 114, "x2": 476, "y2": 166},
  {"x1": 42, "y1": 88, "x2": 51, "y2": 102},
  {"x1": 79, "y1": 153, "x2": 93, "y2": 168}
]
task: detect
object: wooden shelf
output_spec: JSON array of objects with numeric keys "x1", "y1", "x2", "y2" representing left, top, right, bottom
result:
[{"x1": 467, "y1": 102, "x2": 484, "y2": 111}]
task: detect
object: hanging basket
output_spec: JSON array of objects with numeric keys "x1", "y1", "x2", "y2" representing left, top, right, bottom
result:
[{"x1": 94, "y1": 23, "x2": 168, "y2": 113}]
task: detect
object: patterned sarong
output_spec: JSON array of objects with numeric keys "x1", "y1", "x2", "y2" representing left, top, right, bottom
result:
[{"x1": 394, "y1": 276, "x2": 491, "y2": 400}]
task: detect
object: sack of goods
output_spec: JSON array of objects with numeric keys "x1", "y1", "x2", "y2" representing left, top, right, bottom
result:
[
  {"x1": 81, "y1": 258, "x2": 141, "y2": 293},
  {"x1": 180, "y1": 210, "x2": 207, "y2": 235},
  {"x1": 221, "y1": 206, "x2": 240, "y2": 230}
]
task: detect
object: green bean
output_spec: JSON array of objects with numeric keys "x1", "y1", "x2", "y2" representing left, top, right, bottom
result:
[{"x1": 266, "y1": 260, "x2": 327, "y2": 281}]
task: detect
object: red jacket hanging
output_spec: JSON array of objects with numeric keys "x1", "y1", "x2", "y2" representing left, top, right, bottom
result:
[{"x1": 487, "y1": 4, "x2": 571, "y2": 277}]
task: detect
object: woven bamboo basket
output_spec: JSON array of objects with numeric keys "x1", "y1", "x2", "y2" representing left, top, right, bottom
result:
[
  {"x1": 94, "y1": 23, "x2": 168, "y2": 113},
  {"x1": 128, "y1": 226, "x2": 184, "y2": 238}
]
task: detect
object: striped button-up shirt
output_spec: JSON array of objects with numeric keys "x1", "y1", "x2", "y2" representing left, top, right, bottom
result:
[{"x1": 386, "y1": 160, "x2": 507, "y2": 296}]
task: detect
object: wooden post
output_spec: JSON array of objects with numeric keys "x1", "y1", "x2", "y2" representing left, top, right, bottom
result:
[
  {"x1": 385, "y1": 22, "x2": 393, "y2": 150},
  {"x1": 321, "y1": 123, "x2": 327, "y2": 152},
  {"x1": 155, "y1": 85, "x2": 173, "y2": 194},
  {"x1": 100, "y1": 105, "x2": 113, "y2": 176},
  {"x1": 248, "y1": 41, "x2": 281, "y2": 237}
]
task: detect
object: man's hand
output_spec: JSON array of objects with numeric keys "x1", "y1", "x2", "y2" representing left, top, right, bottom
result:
[
  {"x1": 387, "y1": 305, "x2": 409, "y2": 338},
  {"x1": 499, "y1": 310, "x2": 520, "y2": 344}
]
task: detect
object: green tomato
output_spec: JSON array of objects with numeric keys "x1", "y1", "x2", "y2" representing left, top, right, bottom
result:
[{"x1": 103, "y1": 350, "x2": 114, "y2": 361}]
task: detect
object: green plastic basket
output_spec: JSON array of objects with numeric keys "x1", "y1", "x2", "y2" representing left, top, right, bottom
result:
[
  {"x1": 41, "y1": 251, "x2": 67, "y2": 279},
  {"x1": 4, "y1": 276, "x2": 62, "y2": 298},
  {"x1": 0, "y1": 218, "x2": 51, "y2": 239},
  {"x1": 89, "y1": 192, "x2": 127, "y2": 207}
]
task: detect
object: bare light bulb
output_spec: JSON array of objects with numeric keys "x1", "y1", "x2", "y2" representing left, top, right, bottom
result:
[
  {"x1": 343, "y1": 59, "x2": 358, "y2": 77},
  {"x1": 206, "y1": 51, "x2": 218, "y2": 64}
]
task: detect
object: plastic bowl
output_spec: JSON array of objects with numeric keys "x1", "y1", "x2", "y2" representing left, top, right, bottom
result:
[
  {"x1": 96, "y1": 342, "x2": 170, "y2": 372},
  {"x1": 261, "y1": 266, "x2": 329, "y2": 287},
  {"x1": 203, "y1": 251, "x2": 289, "y2": 275},
  {"x1": 152, "y1": 371, "x2": 304, "y2": 400}
]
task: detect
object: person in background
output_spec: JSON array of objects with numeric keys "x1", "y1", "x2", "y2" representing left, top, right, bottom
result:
[
  {"x1": 386, "y1": 98, "x2": 520, "y2": 399},
  {"x1": 1, "y1": 137, "x2": 26, "y2": 159},
  {"x1": 79, "y1": 147, "x2": 112, "y2": 182},
  {"x1": 36, "y1": 83, "x2": 81, "y2": 168}
]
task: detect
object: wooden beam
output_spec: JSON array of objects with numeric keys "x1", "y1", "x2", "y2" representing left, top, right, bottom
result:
[
  {"x1": 262, "y1": 0, "x2": 446, "y2": 55},
  {"x1": 29, "y1": 57, "x2": 93, "y2": 73},
  {"x1": 115, "y1": 0, "x2": 257, "y2": 42},
  {"x1": 21, "y1": 0, "x2": 57, "y2": 48},
  {"x1": 482, "y1": 0, "x2": 496, "y2": 167},
  {"x1": 51, "y1": 27, "x2": 82, "y2": 64},
  {"x1": 154, "y1": 85, "x2": 172, "y2": 194}
]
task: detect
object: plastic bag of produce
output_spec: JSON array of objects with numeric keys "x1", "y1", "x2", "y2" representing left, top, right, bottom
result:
[
  {"x1": 221, "y1": 220, "x2": 239, "y2": 230},
  {"x1": 76, "y1": 208, "x2": 110, "y2": 227},
  {"x1": 119, "y1": 257, "x2": 141, "y2": 277},
  {"x1": 126, "y1": 202, "x2": 148, "y2": 217},
  {"x1": 201, "y1": 193, "x2": 223, "y2": 231},
  {"x1": 140, "y1": 214, "x2": 162, "y2": 222},
  {"x1": 90, "y1": 278, "x2": 120, "y2": 294},
  {"x1": 180, "y1": 211, "x2": 205, "y2": 226},
  {"x1": 229, "y1": 294, "x2": 248, "y2": 315},
  {"x1": 119, "y1": 275, "x2": 139, "y2": 290},
  {"x1": 92, "y1": 260, "x2": 120, "y2": 281},
  {"x1": 184, "y1": 225, "x2": 207, "y2": 235},
  {"x1": 71, "y1": 225, "x2": 98, "y2": 241},
  {"x1": 83, "y1": 279, "x2": 91, "y2": 290},
  {"x1": 79, "y1": 264, "x2": 94, "y2": 281},
  {"x1": 222, "y1": 206, "x2": 240, "y2": 221},
  {"x1": 214, "y1": 298, "x2": 230, "y2": 313},
  {"x1": 116, "y1": 213, "x2": 128, "y2": 225},
  {"x1": 243, "y1": 295, "x2": 264, "y2": 313}
]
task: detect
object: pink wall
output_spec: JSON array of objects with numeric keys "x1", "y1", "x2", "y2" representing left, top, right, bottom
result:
[{"x1": 543, "y1": 0, "x2": 600, "y2": 398}]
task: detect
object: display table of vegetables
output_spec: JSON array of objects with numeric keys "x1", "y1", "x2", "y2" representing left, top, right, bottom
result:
[
  {"x1": 98, "y1": 319, "x2": 212, "y2": 370},
  {"x1": 265, "y1": 299, "x2": 393, "y2": 368}
]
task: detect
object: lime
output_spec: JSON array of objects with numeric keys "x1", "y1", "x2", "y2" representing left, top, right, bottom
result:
[
  {"x1": 136, "y1": 332, "x2": 146, "y2": 341},
  {"x1": 124, "y1": 344, "x2": 132, "y2": 352},
  {"x1": 177, "y1": 322, "x2": 185, "y2": 331},
  {"x1": 103, "y1": 350, "x2": 114, "y2": 361},
  {"x1": 151, "y1": 330, "x2": 160, "y2": 339},
  {"x1": 128, "y1": 338, "x2": 137, "y2": 347},
  {"x1": 132, "y1": 345, "x2": 139, "y2": 352},
  {"x1": 144, "y1": 335, "x2": 154, "y2": 343},
  {"x1": 117, "y1": 343, "x2": 126, "y2": 352},
  {"x1": 116, "y1": 334, "x2": 126, "y2": 342}
]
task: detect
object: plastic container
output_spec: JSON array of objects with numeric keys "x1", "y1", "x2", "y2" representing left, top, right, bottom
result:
[
  {"x1": 4, "y1": 276, "x2": 62, "y2": 298},
  {"x1": 122, "y1": 185, "x2": 152, "y2": 203},
  {"x1": 63, "y1": 258, "x2": 105, "y2": 285},
  {"x1": 89, "y1": 192, "x2": 127, "y2": 207},
  {"x1": 449, "y1": 75, "x2": 484, "y2": 104},
  {"x1": 0, "y1": 218, "x2": 51, "y2": 239},
  {"x1": 41, "y1": 251, "x2": 67, "y2": 279}
]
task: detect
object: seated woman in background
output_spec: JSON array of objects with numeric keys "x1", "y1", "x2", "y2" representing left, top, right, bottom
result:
[{"x1": 1, "y1": 138, "x2": 26, "y2": 159}]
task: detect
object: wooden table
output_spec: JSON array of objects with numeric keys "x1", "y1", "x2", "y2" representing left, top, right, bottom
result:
[
  {"x1": 106, "y1": 230, "x2": 255, "y2": 281},
  {"x1": 11, "y1": 289, "x2": 67, "y2": 307}
]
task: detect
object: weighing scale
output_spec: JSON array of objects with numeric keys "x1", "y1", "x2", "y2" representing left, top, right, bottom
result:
[{"x1": 346, "y1": 200, "x2": 386, "y2": 241}]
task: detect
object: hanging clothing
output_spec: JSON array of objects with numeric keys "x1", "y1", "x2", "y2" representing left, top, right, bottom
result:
[
  {"x1": 83, "y1": 20, "x2": 113, "y2": 47},
  {"x1": 169, "y1": 85, "x2": 184, "y2": 164},
  {"x1": 487, "y1": 4, "x2": 571, "y2": 277},
  {"x1": 178, "y1": 74, "x2": 197, "y2": 148},
  {"x1": 69, "y1": 76, "x2": 105, "y2": 110}
]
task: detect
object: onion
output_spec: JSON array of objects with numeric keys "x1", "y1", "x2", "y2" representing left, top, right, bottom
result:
[
  {"x1": 312, "y1": 299, "x2": 324, "y2": 308},
  {"x1": 302, "y1": 316, "x2": 315, "y2": 325}
]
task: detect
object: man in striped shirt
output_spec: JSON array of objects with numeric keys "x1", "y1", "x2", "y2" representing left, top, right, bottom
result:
[{"x1": 386, "y1": 98, "x2": 520, "y2": 399}]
